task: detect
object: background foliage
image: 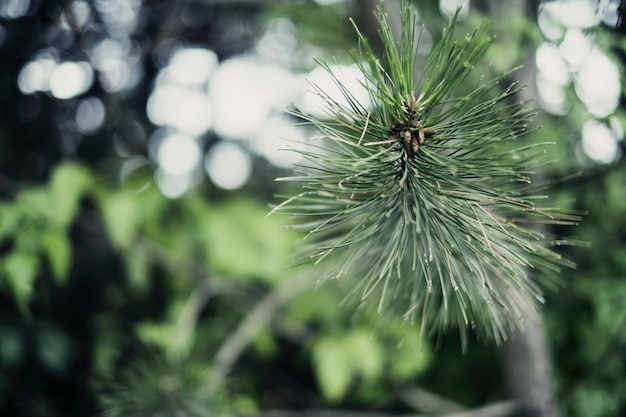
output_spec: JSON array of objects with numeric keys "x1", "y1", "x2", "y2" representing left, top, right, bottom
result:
[{"x1": 0, "y1": 1, "x2": 624, "y2": 417}]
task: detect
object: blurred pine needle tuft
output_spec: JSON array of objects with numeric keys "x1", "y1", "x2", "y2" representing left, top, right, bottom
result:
[{"x1": 270, "y1": 3, "x2": 579, "y2": 346}]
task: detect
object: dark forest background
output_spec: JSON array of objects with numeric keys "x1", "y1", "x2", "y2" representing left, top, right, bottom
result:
[{"x1": 0, "y1": 0, "x2": 625, "y2": 416}]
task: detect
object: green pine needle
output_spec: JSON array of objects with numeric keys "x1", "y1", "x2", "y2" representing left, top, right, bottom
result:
[{"x1": 271, "y1": 5, "x2": 578, "y2": 345}]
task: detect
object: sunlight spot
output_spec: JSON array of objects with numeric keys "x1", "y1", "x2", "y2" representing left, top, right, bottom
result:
[
  {"x1": 536, "y1": 42, "x2": 570, "y2": 86},
  {"x1": 536, "y1": 74, "x2": 569, "y2": 115},
  {"x1": 574, "y1": 48, "x2": 621, "y2": 118},
  {"x1": 559, "y1": 28, "x2": 591, "y2": 69},
  {"x1": 538, "y1": 6, "x2": 565, "y2": 40},
  {"x1": 205, "y1": 142, "x2": 252, "y2": 190},
  {"x1": 597, "y1": 0, "x2": 622, "y2": 27},
  {"x1": 75, "y1": 97, "x2": 106, "y2": 134},
  {"x1": 255, "y1": 18, "x2": 298, "y2": 67},
  {"x1": 156, "y1": 171, "x2": 193, "y2": 199},
  {"x1": 582, "y1": 119, "x2": 619, "y2": 164},
  {"x1": 0, "y1": 0, "x2": 32, "y2": 19},
  {"x1": 49, "y1": 61, "x2": 93, "y2": 100},
  {"x1": 540, "y1": 0, "x2": 599, "y2": 29},
  {"x1": 60, "y1": 1, "x2": 91, "y2": 30},
  {"x1": 209, "y1": 56, "x2": 296, "y2": 140},
  {"x1": 297, "y1": 63, "x2": 372, "y2": 119},
  {"x1": 147, "y1": 85, "x2": 212, "y2": 136},
  {"x1": 157, "y1": 133, "x2": 202, "y2": 176},
  {"x1": 167, "y1": 48, "x2": 218, "y2": 86},
  {"x1": 17, "y1": 55, "x2": 58, "y2": 94},
  {"x1": 439, "y1": 0, "x2": 470, "y2": 19},
  {"x1": 99, "y1": 57, "x2": 142, "y2": 92},
  {"x1": 253, "y1": 115, "x2": 306, "y2": 168},
  {"x1": 91, "y1": 39, "x2": 142, "y2": 92},
  {"x1": 94, "y1": 0, "x2": 141, "y2": 36}
]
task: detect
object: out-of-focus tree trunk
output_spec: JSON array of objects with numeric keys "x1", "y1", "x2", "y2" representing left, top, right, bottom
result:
[{"x1": 475, "y1": 1, "x2": 561, "y2": 416}]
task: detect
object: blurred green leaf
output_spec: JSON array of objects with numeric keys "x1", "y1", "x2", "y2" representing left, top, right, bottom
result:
[
  {"x1": 312, "y1": 328, "x2": 385, "y2": 403},
  {"x1": 204, "y1": 200, "x2": 292, "y2": 283},
  {"x1": 571, "y1": 384, "x2": 620, "y2": 417},
  {"x1": 3, "y1": 251, "x2": 38, "y2": 313},
  {"x1": 313, "y1": 335, "x2": 353, "y2": 402},
  {"x1": 41, "y1": 230, "x2": 71, "y2": 284},
  {"x1": 101, "y1": 191, "x2": 139, "y2": 251},
  {"x1": 388, "y1": 328, "x2": 431, "y2": 380},
  {"x1": 252, "y1": 328, "x2": 278, "y2": 358},
  {"x1": 345, "y1": 329, "x2": 384, "y2": 381},
  {"x1": 136, "y1": 321, "x2": 173, "y2": 352},
  {"x1": 126, "y1": 249, "x2": 150, "y2": 292},
  {"x1": 17, "y1": 188, "x2": 49, "y2": 225},
  {"x1": 0, "y1": 202, "x2": 19, "y2": 239},
  {"x1": 285, "y1": 283, "x2": 345, "y2": 325},
  {"x1": 48, "y1": 162, "x2": 92, "y2": 227}
]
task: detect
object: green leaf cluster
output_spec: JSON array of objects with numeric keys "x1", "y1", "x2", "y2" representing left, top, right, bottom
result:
[
  {"x1": 0, "y1": 163, "x2": 91, "y2": 312},
  {"x1": 312, "y1": 323, "x2": 431, "y2": 403}
]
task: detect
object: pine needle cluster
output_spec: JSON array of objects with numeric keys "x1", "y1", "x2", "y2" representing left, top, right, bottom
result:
[{"x1": 271, "y1": 5, "x2": 577, "y2": 345}]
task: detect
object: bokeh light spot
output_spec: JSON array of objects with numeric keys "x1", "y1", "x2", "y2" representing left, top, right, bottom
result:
[
  {"x1": 597, "y1": 0, "x2": 622, "y2": 27},
  {"x1": 75, "y1": 97, "x2": 106, "y2": 134},
  {"x1": 61, "y1": 1, "x2": 91, "y2": 30},
  {"x1": 94, "y1": 0, "x2": 141, "y2": 36},
  {"x1": 439, "y1": 0, "x2": 469, "y2": 19},
  {"x1": 147, "y1": 85, "x2": 212, "y2": 136},
  {"x1": 536, "y1": 74, "x2": 569, "y2": 115},
  {"x1": 540, "y1": 0, "x2": 599, "y2": 28},
  {"x1": 91, "y1": 39, "x2": 142, "y2": 92},
  {"x1": 297, "y1": 64, "x2": 372, "y2": 119},
  {"x1": 49, "y1": 61, "x2": 93, "y2": 100},
  {"x1": 255, "y1": 18, "x2": 297, "y2": 67},
  {"x1": 254, "y1": 115, "x2": 306, "y2": 168},
  {"x1": 538, "y1": 5, "x2": 565, "y2": 40},
  {"x1": 157, "y1": 133, "x2": 202, "y2": 176},
  {"x1": 0, "y1": 0, "x2": 32, "y2": 19},
  {"x1": 536, "y1": 42, "x2": 570, "y2": 86},
  {"x1": 559, "y1": 28, "x2": 591, "y2": 69},
  {"x1": 575, "y1": 48, "x2": 621, "y2": 118},
  {"x1": 156, "y1": 171, "x2": 193, "y2": 199},
  {"x1": 582, "y1": 119, "x2": 619, "y2": 164},
  {"x1": 210, "y1": 57, "x2": 296, "y2": 140},
  {"x1": 18, "y1": 54, "x2": 58, "y2": 94},
  {"x1": 205, "y1": 142, "x2": 252, "y2": 190},
  {"x1": 167, "y1": 47, "x2": 218, "y2": 86}
]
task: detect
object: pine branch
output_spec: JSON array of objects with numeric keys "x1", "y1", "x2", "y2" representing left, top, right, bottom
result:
[{"x1": 271, "y1": 3, "x2": 578, "y2": 345}]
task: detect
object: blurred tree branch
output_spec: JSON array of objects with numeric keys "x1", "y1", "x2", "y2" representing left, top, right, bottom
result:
[
  {"x1": 255, "y1": 399, "x2": 518, "y2": 417},
  {"x1": 397, "y1": 386, "x2": 464, "y2": 414},
  {"x1": 477, "y1": 1, "x2": 561, "y2": 416},
  {"x1": 207, "y1": 271, "x2": 317, "y2": 392}
]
